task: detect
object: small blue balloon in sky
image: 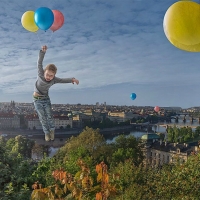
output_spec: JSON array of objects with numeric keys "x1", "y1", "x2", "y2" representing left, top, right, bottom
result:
[
  {"x1": 130, "y1": 93, "x2": 136, "y2": 100},
  {"x1": 34, "y1": 7, "x2": 54, "y2": 31}
]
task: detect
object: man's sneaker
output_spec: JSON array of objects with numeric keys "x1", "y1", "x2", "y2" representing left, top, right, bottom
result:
[
  {"x1": 45, "y1": 133, "x2": 50, "y2": 142},
  {"x1": 50, "y1": 130, "x2": 55, "y2": 141}
]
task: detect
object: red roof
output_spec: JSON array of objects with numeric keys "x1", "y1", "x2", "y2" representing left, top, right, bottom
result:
[{"x1": 0, "y1": 112, "x2": 14, "y2": 118}]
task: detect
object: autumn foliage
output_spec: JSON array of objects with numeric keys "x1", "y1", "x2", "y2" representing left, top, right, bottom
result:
[
  {"x1": 2, "y1": 128, "x2": 200, "y2": 199},
  {"x1": 31, "y1": 159, "x2": 119, "y2": 200}
]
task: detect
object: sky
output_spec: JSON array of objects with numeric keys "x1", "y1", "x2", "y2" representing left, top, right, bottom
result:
[{"x1": 0, "y1": 0, "x2": 200, "y2": 108}]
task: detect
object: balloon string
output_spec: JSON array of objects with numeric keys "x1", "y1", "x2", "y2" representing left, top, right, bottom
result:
[
  {"x1": 48, "y1": 31, "x2": 54, "y2": 46},
  {"x1": 35, "y1": 32, "x2": 42, "y2": 48}
]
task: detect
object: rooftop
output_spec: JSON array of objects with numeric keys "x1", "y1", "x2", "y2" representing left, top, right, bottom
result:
[{"x1": 141, "y1": 133, "x2": 160, "y2": 140}]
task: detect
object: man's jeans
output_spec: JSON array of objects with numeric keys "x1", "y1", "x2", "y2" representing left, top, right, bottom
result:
[{"x1": 33, "y1": 97, "x2": 55, "y2": 135}]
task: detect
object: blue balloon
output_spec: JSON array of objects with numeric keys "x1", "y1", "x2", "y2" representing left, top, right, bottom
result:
[
  {"x1": 130, "y1": 93, "x2": 136, "y2": 100},
  {"x1": 34, "y1": 7, "x2": 54, "y2": 31}
]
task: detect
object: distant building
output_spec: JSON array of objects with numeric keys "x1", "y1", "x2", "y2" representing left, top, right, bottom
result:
[
  {"x1": 141, "y1": 133, "x2": 160, "y2": 144},
  {"x1": 10, "y1": 100, "x2": 15, "y2": 108},
  {"x1": 83, "y1": 109, "x2": 95, "y2": 116},
  {"x1": 141, "y1": 133, "x2": 199, "y2": 168},
  {"x1": 0, "y1": 112, "x2": 20, "y2": 129},
  {"x1": 54, "y1": 115, "x2": 73, "y2": 129},
  {"x1": 81, "y1": 109, "x2": 103, "y2": 125},
  {"x1": 25, "y1": 114, "x2": 73, "y2": 130},
  {"x1": 108, "y1": 111, "x2": 139, "y2": 122},
  {"x1": 25, "y1": 114, "x2": 42, "y2": 130},
  {"x1": 72, "y1": 114, "x2": 82, "y2": 128},
  {"x1": 161, "y1": 107, "x2": 182, "y2": 112}
]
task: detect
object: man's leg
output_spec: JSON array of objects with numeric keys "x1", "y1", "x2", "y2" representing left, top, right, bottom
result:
[
  {"x1": 44, "y1": 98, "x2": 55, "y2": 140},
  {"x1": 33, "y1": 99, "x2": 51, "y2": 141}
]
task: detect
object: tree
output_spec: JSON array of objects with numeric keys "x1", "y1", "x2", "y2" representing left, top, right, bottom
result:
[
  {"x1": 32, "y1": 143, "x2": 50, "y2": 160},
  {"x1": 32, "y1": 156, "x2": 55, "y2": 187},
  {"x1": 66, "y1": 124, "x2": 71, "y2": 129},
  {"x1": 110, "y1": 160, "x2": 147, "y2": 200},
  {"x1": 53, "y1": 127, "x2": 108, "y2": 175},
  {"x1": 195, "y1": 126, "x2": 200, "y2": 136},
  {"x1": 110, "y1": 135, "x2": 144, "y2": 167},
  {"x1": 31, "y1": 160, "x2": 120, "y2": 200},
  {"x1": 0, "y1": 137, "x2": 36, "y2": 199},
  {"x1": 11, "y1": 135, "x2": 35, "y2": 158},
  {"x1": 58, "y1": 146, "x2": 92, "y2": 175},
  {"x1": 63, "y1": 127, "x2": 106, "y2": 154}
]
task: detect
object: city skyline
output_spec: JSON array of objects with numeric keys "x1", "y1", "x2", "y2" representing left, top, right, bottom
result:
[
  {"x1": 0, "y1": 0, "x2": 200, "y2": 108},
  {"x1": 0, "y1": 100, "x2": 186, "y2": 110}
]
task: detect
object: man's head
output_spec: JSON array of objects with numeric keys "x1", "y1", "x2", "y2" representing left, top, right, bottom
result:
[{"x1": 44, "y1": 64, "x2": 57, "y2": 81}]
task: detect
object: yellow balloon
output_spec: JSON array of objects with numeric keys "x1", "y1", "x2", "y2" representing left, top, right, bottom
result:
[
  {"x1": 21, "y1": 11, "x2": 39, "y2": 32},
  {"x1": 164, "y1": 35, "x2": 200, "y2": 52},
  {"x1": 163, "y1": 1, "x2": 200, "y2": 52}
]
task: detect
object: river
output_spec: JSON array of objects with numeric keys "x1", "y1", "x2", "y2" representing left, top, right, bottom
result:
[
  {"x1": 45, "y1": 117, "x2": 200, "y2": 158},
  {"x1": 48, "y1": 126, "x2": 166, "y2": 157}
]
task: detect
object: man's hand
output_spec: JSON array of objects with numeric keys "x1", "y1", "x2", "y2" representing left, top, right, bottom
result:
[{"x1": 42, "y1": 45, "x2": 47, "y2": 52}]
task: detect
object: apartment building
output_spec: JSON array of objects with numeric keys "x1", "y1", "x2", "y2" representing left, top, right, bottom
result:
[
  {"x1": 72, "y1": 114, "x2": 82, "y2": 128},
  {"x1": 25, "y1": 114, "x2": 73, "y2": 130},
  {"x1": 25, "y1": 114, "x2": 42, "y2": 130},
  {"x1": 54, "y1": 115, "x2": 73, "y2": 129},
  {"x1": 108, "y1": 111, "x2": 139, "y2": 123},
  {"x1": 141, "y1": 133, "x2": 199, "y2": 167},
  {"x1": 81, "y1": 110, "x2": 104, "y2": 126},
  {"x1": 0, "y1": 112, "x2": 20, "y2": 129}
]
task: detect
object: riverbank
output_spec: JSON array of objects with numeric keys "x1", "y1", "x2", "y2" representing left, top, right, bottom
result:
[
  {"x1": 0, "y1": 125, "x2": 143, "y2": 149},
  {"x1": 0, "y1": 125, "x2": 134, "y2": 138},
  {"x1": 33, "y1": 138, "x2": 67, "y2": 147},
  {"x1": 31, "y1": 125, "x2": 134, "y2": 147}
]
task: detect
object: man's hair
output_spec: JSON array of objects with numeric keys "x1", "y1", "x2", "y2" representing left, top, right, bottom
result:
[{"x1": 44, "y1": 64, "x2": 57, "y2": 74}]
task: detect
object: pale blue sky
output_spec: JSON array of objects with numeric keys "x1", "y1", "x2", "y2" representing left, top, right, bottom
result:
[{"x1": 0, "y1": 0, "x2": 200, "y2": 108}]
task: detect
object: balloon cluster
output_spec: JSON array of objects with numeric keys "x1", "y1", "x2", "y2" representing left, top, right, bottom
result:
[
  {"x1": 163, "y1": 1, "x2": 200, "y2": 52},
  {"x1": 21, "y1": 7, "x2": 64, "y2": 33}
]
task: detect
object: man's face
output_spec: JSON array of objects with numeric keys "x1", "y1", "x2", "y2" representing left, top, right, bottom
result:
[{"x1": 44, "y1": 70, "x2": 55, "y2": 81}]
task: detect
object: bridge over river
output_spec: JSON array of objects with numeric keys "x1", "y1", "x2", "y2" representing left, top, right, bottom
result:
[
  {"x1": 130, "y1": 122, "x2": 200, "y2": 131},
  {"x1": 158, "y1": 123, "x2": 200, "y2": 129}
]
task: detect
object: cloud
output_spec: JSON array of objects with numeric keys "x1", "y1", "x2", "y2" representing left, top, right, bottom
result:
[{"x1": 0, "y1": 0, "x2": 199, "y2": 107}]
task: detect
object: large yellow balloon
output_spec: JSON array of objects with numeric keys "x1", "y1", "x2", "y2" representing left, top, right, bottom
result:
[
  {"x1": 163, "y1": 1, "x2": 200, "y2": 52},
  {"x1": 21, "y1": 11, "x2": 39, "y2": 32}
]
